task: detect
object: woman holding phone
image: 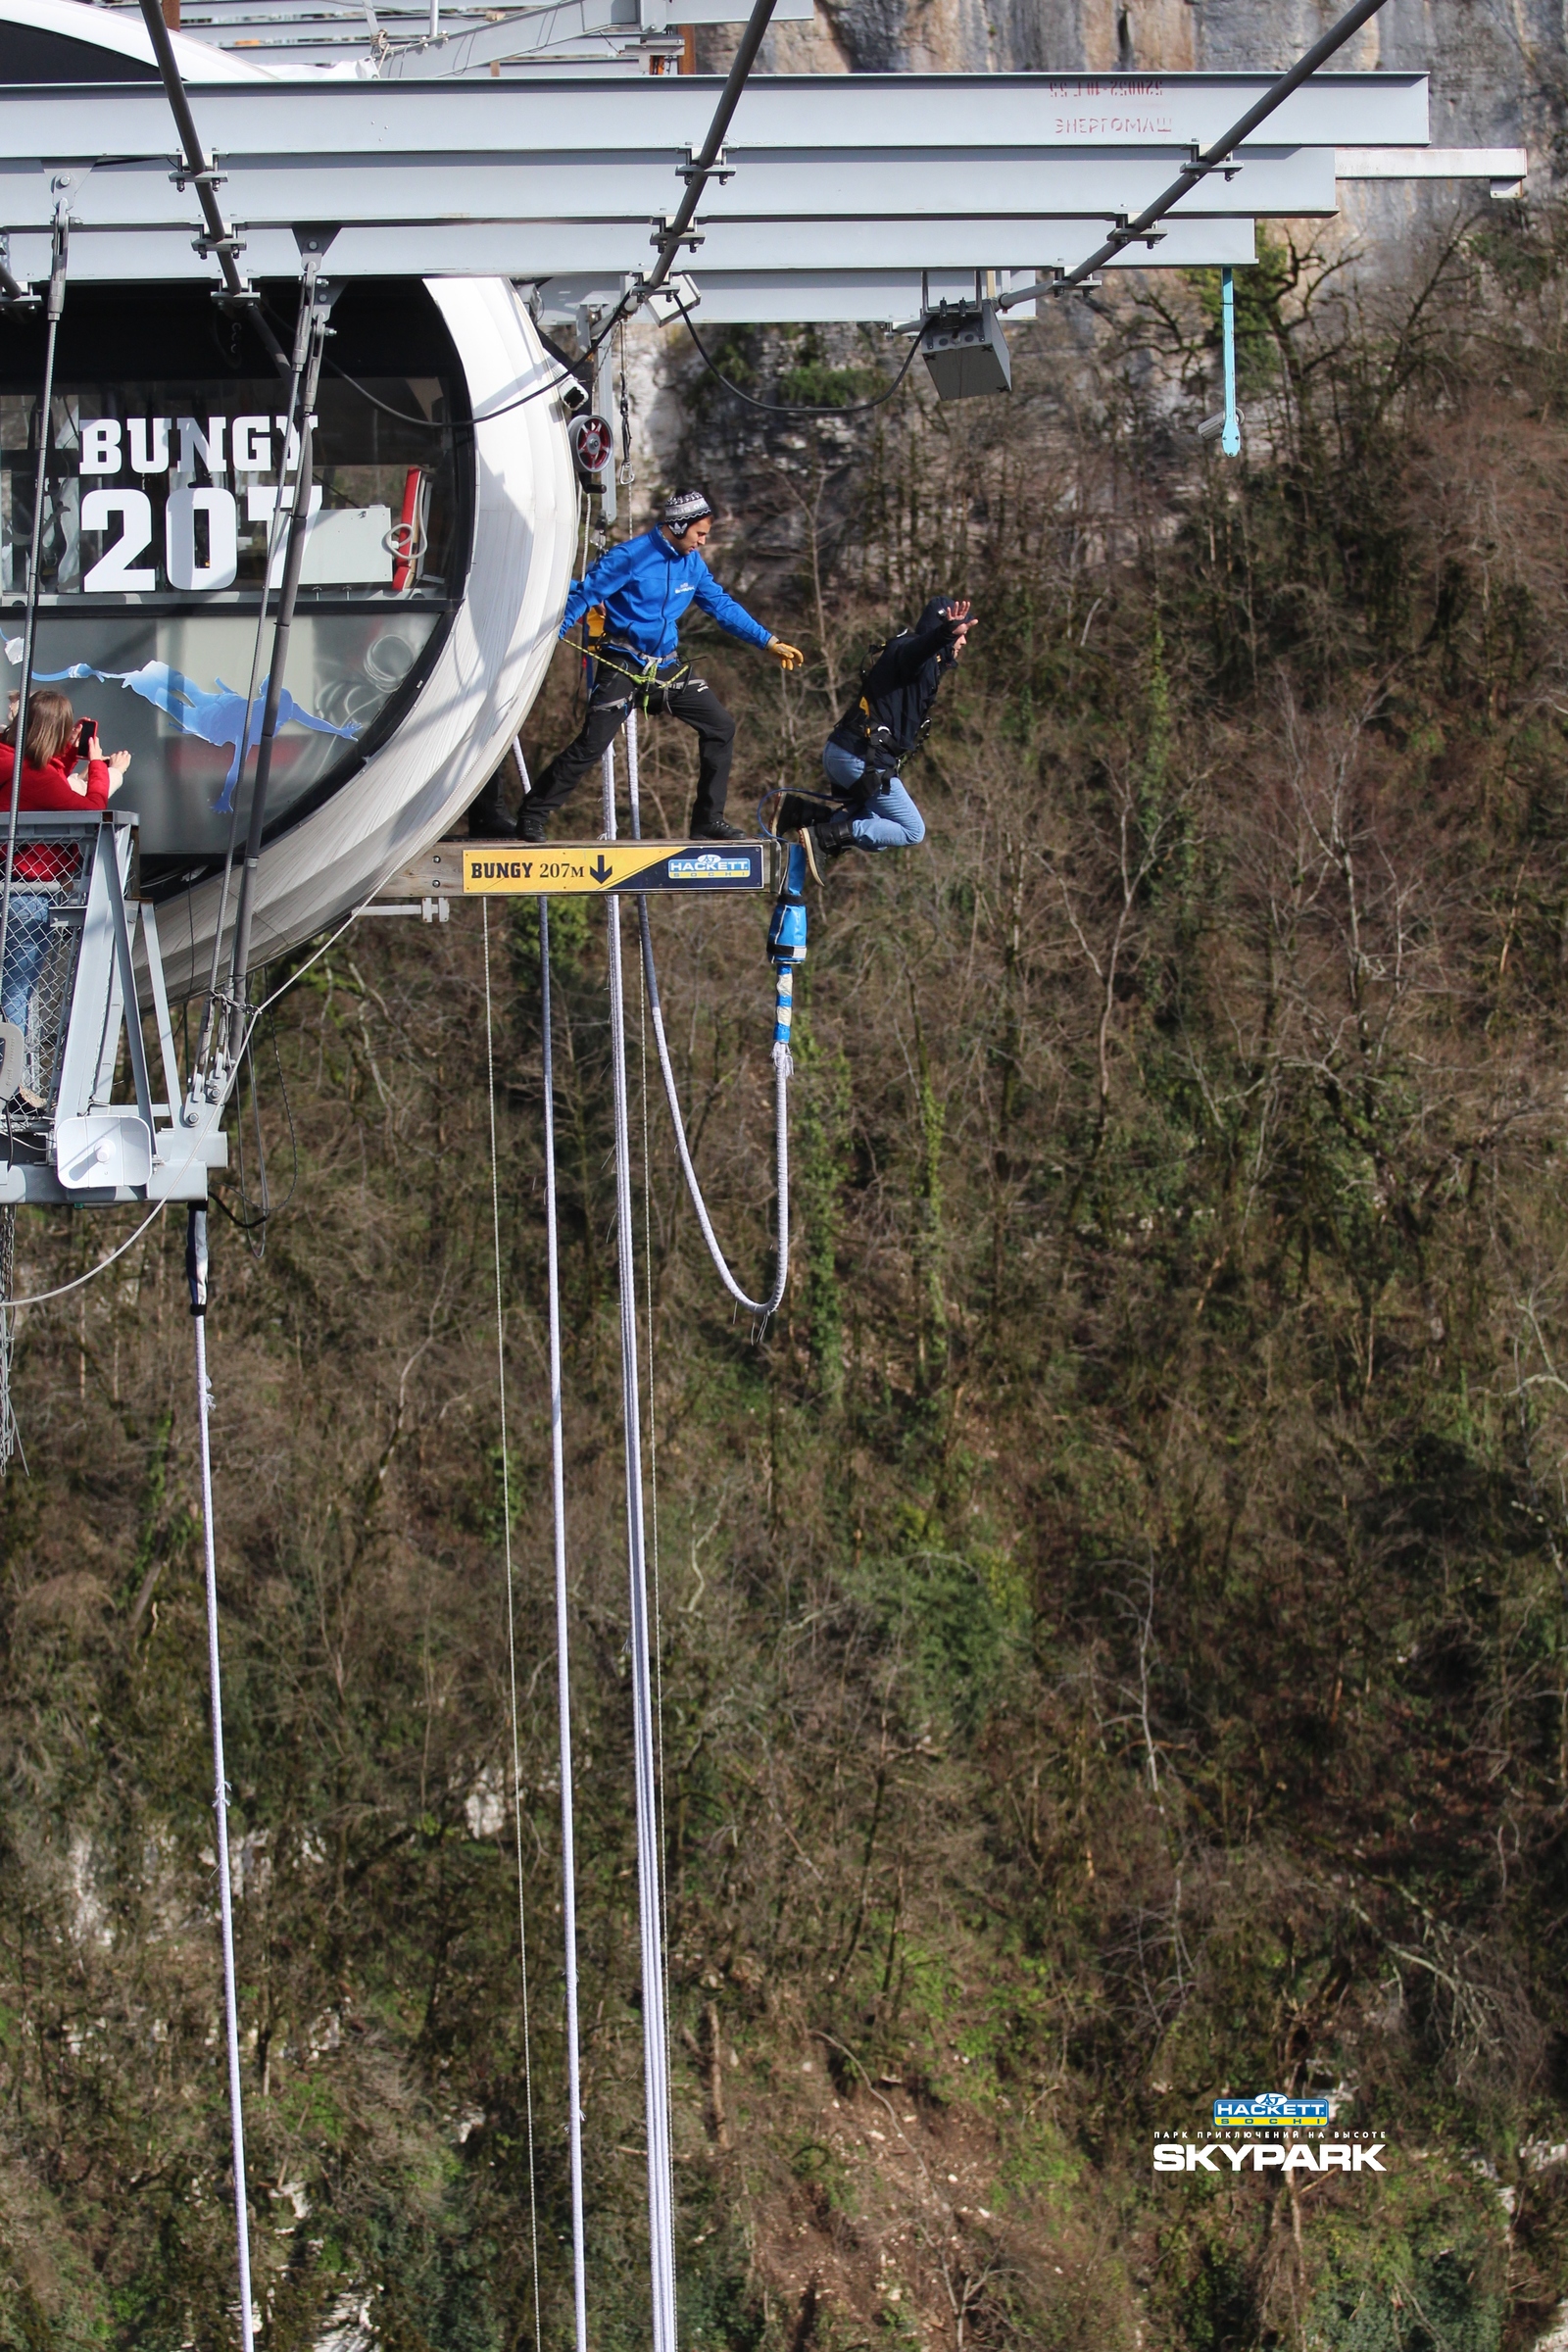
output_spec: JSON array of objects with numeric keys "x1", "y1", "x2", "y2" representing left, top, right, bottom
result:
[{"x1": 0, "y1": 687, "x2": 130, "y2": 1050}]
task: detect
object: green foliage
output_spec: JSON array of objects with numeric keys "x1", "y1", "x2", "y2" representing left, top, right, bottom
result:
[{"x1": 9, "y1": 203, "x2": 1568, "y2": 2352}]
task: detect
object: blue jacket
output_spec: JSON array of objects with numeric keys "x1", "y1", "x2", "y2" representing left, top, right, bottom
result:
[{"x1": 560, "y1": 527, "x2": 774, "y2": 663}]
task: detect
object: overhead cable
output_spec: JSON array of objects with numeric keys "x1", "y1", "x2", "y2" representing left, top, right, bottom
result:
[
  {"x1": 644, "y1": 0, "x2": 781, "y2": 299},
  {"x1": 673, "y1": 298, "x2": 923, "y2": 417},
  {"x1": 1000, "y1": 0, "x2": 1394, "y2": 309},
  {"x1": 134, "y1": 0, "x2": 289, "y2": 371}
]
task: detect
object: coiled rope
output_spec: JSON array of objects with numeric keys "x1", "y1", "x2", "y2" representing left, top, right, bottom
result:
[{"x1": 623, "y1": 709, "x2": 790, "y2": 1328}]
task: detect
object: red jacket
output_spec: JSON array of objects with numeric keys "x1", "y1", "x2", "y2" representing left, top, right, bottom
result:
[{"x1": 0, "y1": 744, "x2": 112, "y2": 882}]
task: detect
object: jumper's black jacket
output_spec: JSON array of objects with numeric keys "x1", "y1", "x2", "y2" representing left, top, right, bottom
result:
[{"x1": 828, "y1": 598, "x2": 959, "y2": 761}]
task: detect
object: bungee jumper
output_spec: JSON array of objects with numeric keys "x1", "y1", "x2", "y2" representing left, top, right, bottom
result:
[
  {"x1": 772, "y1": 596, "x2": 974, "y2": 877},
  {"x1": 517, "y1": 488, "x2": 804, "y2": 845}
]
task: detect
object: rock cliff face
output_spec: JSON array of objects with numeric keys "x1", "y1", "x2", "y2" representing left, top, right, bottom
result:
[
  {"x1": 719, "y1": 1, "x2": 1564, "y2": 179},
  {"x1": 695, "y1": 0, "x2": 1562, "y2": 281}
]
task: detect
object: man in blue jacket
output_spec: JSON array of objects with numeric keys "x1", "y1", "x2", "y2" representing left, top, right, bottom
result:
[{"x1": 519, "y1": 488, "x2": 803, "y2": 843}]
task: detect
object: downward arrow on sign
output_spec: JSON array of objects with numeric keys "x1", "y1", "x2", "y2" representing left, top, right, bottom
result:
[{"x1": 590, "y1": 855, "x2": 613, "y2": 884}]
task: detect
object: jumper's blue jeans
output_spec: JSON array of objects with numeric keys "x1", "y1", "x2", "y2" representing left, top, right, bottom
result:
[{"x1": 821, "y1": 739, "x2": 926, "y2": 850}]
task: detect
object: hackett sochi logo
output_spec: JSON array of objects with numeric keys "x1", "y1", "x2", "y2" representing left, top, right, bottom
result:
[
  {"x1": 1214, "y1": 2092, "x2": 1330, "y2": 2126},
  {"x1": 1153, "y1": 2091, "x2": 1389, "y2": 2177}
]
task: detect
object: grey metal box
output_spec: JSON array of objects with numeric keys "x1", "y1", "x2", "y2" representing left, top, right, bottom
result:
[{"x1": 919, "y1": 302, "x2": 1012, "y2": 400}]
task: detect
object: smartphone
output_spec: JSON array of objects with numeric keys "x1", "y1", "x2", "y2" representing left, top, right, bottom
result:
[{"x1": 74, "y1": 719, "x2": 95, "y2": 758}]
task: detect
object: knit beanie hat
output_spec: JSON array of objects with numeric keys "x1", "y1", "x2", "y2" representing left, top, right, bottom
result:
[{"x1": 662, "y1": 488, "x2": 713, "y2": 531}]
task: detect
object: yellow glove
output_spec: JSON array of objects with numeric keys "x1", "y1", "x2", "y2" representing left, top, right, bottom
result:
[{"x1": 767, "y1": 638, "x2": 805, "y2": 671}]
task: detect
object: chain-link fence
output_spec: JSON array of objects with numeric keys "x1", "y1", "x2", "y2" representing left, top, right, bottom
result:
[{"x1": 0, "y1": 821, "x2": 96, "y2": 1117}]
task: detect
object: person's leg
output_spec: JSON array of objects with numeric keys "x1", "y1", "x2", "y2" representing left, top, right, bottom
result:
[
  {"x1": 822, "y1": 738, "x2": 868, "y2": 801},
  {"x1": 526, "y1": 683, "x2": 630, "y2": 823},
  {"x1": 662, "y1": 676, "x2": 737, "y2": 830},
  {"x1": 846, "y1": 772, "x2": 924, "y2": 851}
]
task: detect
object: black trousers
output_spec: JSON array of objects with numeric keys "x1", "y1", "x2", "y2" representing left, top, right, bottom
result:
[{"x1": 529, "y1": 669, "x2": 737, "y2": 827}]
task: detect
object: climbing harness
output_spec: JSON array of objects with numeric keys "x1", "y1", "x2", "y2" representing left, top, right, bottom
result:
[
  {"x1": 626, "y1": 706, "x2": 794, "y2": 1328},
  {"x1": 537, "y1": 898, "x2": 589, "y2": 2352},
  {"x1": 480, "y1": 906, "x2": 545, "y2": 2350},
  {"x1": 593, "y1": 643, "x2": 694, "y2": 703},
  {"x1": 186, "y1": 1205, "x2": 258, "y2": 2352}
]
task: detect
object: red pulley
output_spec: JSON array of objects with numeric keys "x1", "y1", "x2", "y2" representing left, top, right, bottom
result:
[{"x1": 570, "y1": 414, "x2": 614, "y2": 486}]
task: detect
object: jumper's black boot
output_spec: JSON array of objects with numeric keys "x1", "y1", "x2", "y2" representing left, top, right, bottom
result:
[
  {"x1": 771, "y1": 792, "x2": 827, "y2": 837},
  {"x1": 810, "y1": 813, "x2": 859, "y2": 858}
]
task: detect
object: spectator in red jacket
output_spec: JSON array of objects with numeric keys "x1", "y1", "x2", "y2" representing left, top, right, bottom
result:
[{"x1": 0, "y1": 688, "x2": 130, "y2": 1054}]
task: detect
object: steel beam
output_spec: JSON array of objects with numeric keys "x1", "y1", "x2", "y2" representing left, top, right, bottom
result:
[
  {"x1": 0, "y1": 73, "x2": 1430, "y2": 162},
  {"x1": 0, "y1": 213, "x2": 1261, "y2": 283}
]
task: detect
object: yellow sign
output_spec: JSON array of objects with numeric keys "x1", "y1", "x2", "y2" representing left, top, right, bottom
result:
[{"x1": 463, "y1": 843, "x2": 677, "y2": 895}]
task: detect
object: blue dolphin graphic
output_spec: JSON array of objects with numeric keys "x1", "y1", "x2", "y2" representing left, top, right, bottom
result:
[{"x1": 15, "y1": 654, "x2": 359, "y2": 810}]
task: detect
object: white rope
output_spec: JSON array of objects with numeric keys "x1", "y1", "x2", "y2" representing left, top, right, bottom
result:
[
  {"x1": 188, "y1": 1218, "x2": 257, "y2": 2352},
  {"x1": 538, "y1": 898, "x2": 590, "y2": 2352},
  {"x1": 619, "y1": 713, "x2": 790, "y2": 1326},
  {"x1": 636, "y1": 903, "x2": 790, "y2": 1326},
  {"x1": 6, "y1": 1200, "x2": 166, "y2": 1307},
  {"x1": 481, "y1": 902, "x2": 544, "y2": 2351},
  {"x1": 603, "y1": 738, "x2": 679, "y2": 2352}
]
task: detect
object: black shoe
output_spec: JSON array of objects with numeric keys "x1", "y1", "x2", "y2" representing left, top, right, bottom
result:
[
  {"x1": 517, "y1": 805, "x2": 548, "y2": 844},
  {"x1": 810, "y1": 813, "x2": 859, "y2": 860},
  {"x1": 689, "y1": 816, "x2": 748, "y2": 843},
  {"x1": 771, "y1": 793, "x2": 826, "y2": 836}
]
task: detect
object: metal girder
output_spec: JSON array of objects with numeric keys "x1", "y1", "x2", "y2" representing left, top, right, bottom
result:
[
  {"x1": 121, "y1": 0, "x2": 812, "y2": 76},
  {"x1": 0, "y1": 149, "x2": 1333, "y2": 234},
  {"x1": 565, "y1": 255, "x2": 1264, "y2": 324},
  {"x1": 0, "y1": 68, "x2": 1486, "y2": 311},
  {"x1": 1, "y1": 213, "x2": 1262, "y2": 283},
  {"x1": 0, "y1": 72, "x2": 1430, "y2": 160},
  {"x1": 373, "y1": 0, "x2": 814, "y2": 76}
]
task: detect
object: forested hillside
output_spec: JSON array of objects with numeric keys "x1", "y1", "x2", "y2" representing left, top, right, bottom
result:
[{"x1": 6, "y1": 206, "x2": 1568, "y2": 2352}]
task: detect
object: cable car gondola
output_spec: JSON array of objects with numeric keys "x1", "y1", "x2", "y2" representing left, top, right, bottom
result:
[{"x1": 0, "y1": 0, "x2": 576, "y2": 991}]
